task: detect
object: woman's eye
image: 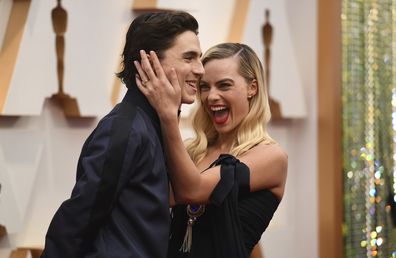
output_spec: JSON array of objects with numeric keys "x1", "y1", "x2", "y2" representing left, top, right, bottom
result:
[
  {"x1": 219, "y1": 83, "x2": 231, "y2": 89},
  {"x1": 199, "y1": 84, "x2": 209, "y2": 91}
]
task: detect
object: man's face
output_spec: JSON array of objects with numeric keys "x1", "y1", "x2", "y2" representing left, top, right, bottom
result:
[{"x1": 160, "y1": 31, "x2": 204, "y2": 104}]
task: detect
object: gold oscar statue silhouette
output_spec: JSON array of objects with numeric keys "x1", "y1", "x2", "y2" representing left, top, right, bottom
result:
[
  {"x1": 50, "y1": 0, "x2": 81, "y2": 117},
  {"x1": 262, "y1": 9, "x2": 282, "y2": 120},
  {"x1": 0, "y1": 224, "x2": 5, "y2": 238}
]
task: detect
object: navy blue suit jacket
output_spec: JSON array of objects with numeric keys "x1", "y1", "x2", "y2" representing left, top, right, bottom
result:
[{"x1": 41, "y1": 87, "x2": 170, "y2": 258}]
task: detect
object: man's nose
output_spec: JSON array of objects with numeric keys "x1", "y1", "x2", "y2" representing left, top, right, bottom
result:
[{"x1": 193, "y1": 60, "x2": 205, "y2": 76}]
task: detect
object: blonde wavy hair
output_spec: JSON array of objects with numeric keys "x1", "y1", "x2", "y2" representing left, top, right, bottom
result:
[{"x1": 186, "y1": 43, "x2": 275, "y2": 164}]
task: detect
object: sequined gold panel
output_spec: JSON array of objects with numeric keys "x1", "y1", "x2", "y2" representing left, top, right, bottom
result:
[{"x1": 342, "y1": 0, "x2": 396, "y2": 257}]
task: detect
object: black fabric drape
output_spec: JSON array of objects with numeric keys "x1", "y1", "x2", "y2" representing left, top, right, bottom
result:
[{"x1": 167, "y1": 154, "x2": 279, "y2": 258}]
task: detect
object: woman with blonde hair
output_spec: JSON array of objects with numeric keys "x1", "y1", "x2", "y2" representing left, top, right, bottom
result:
[{"x1": 135, "y1": 43, "x2": 287, "y2": 258}]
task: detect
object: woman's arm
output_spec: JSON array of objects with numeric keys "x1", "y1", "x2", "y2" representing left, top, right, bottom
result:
[
  {"x1": 160, "y1": 114, "x2": 221, "y2": 203},
  {"x1": 161, "y1": 115, "x2": 287, "y2": 203}
]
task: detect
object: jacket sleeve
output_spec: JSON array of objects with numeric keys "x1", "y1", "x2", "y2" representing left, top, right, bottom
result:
[{"x1": 41, "y1": 116, "x2": 134, "y2": 258}]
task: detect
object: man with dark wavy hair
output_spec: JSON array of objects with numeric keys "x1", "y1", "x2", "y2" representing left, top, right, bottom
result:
[{"x1": 41, "y1": 11, "x2": 204, "y2": 258}]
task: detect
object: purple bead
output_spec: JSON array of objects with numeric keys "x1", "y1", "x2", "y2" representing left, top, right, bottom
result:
[{"x1": 190, "y1": 205, "x2": 201, "y2": 213}]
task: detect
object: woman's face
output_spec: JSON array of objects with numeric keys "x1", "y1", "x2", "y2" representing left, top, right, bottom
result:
[{"x1": 199, "y1": 57, "x2": 257, "y2": 134}]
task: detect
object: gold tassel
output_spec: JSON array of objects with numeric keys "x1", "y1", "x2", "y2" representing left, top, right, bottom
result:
[
  {"x1": 179, "y1": 204, "x2": 205, "y2": 252},
  {"x1": 180, "y1": 218, "x2": 194, "y2": 252}
]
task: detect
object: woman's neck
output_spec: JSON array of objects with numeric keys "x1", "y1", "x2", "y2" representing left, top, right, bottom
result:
[
  {"x1": 212, "y1": 130, "x2": 237, "y2": 153},
  {"x1": 198, "y1": 130, "x2": 238, "y2": 168}
]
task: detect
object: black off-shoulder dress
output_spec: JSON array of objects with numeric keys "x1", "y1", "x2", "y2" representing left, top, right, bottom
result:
[{"x1": 167, "y1": 154, "x2": 280, "y2": 258}]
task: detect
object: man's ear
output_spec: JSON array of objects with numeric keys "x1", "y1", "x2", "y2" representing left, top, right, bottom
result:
[{"x1": 248, "y1": 79, "x2": 258, "y2": 98}]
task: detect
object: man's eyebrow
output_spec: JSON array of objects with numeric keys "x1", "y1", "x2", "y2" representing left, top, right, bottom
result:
[{"x1": 182, "y1": 51, "x2": 202, "y2": 58}]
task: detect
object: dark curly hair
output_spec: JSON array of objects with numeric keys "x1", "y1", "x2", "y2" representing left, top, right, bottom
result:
[{"x1": 116, "y1": 11, "x2": 199, "y2": 89}]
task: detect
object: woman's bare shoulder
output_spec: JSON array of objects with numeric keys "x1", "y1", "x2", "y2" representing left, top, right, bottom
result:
[
  {"x1": 245, "y1": 142, "x2": 288, "y2": 165},
  {"x1": 242, "y1": 142, "x2": 288, "y2": 193}
]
